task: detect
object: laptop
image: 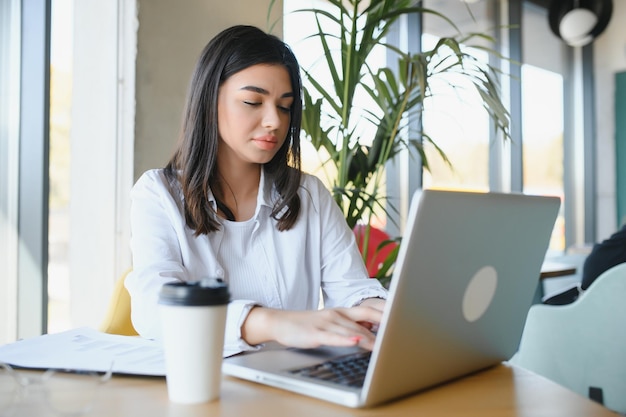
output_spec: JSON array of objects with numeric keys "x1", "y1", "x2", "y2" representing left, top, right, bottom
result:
[{"x1": 222, "y1": 189, "x2": 561, "y2": 408}]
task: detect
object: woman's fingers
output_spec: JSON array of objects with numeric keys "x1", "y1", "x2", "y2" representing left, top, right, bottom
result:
[
  {"x1": 258, "y1": 307, "x2": 381, "y2": 350},
  {"x1": 241, "y1": 304, "x2": 386, "y2": 351}
]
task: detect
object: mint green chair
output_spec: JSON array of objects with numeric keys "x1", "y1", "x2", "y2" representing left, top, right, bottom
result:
[{"x1": 509, "y1": 262, "x2": 626, "y2": 414}]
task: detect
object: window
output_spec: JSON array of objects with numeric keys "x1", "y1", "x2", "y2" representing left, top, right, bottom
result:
[
  {"x1": 283, "y1": 0, "x2": 581, "y2": 253},
  {"x1": 521, "y1": 64, "x2": 565, "y2": 250},
  {"x1": 0, "y1": 0, "x2": 21, "y2": 345},
  {"x1": 420, "y1": 33, "x2": 491, "y2": 192},
  {"x1": 521, "y1": 1, "x2": 571, "y2": 252},
  {"x1": 421, "y1": 0, "x2": 496, "y2": 192}
]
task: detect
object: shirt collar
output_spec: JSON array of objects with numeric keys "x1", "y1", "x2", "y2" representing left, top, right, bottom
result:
[{"x1": 256, "y1": 167, "x2": 274, "y2": 209}]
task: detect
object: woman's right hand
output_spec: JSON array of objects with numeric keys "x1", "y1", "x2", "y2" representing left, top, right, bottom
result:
[{"x1": 241, "y1": 306, "x2": 383, "y2": 350}]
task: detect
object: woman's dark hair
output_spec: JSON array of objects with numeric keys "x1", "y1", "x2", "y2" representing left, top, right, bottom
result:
[{"x1": 164, "y1": 25, "x2": 303, "y2": 235}]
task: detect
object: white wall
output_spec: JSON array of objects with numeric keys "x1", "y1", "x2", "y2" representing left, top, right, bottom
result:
[
  {"x1": 70, "y1": 0, "x2": 129, "y2": 330},
  {"x1": 593, "y1": 1, "x2": 626, "y2": 240}
]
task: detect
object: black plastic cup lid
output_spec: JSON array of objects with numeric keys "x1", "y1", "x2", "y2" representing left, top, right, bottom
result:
[{"x1": 158, "y1": 279, "x2": 230, "y2": 306}]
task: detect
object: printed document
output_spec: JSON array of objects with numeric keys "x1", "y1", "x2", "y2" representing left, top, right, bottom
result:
[{"x1": 0, "y1": 327, "x2": 165, "y2": 376}]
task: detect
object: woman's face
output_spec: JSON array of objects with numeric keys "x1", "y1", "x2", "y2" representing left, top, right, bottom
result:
[{"x1": 217, "y1": 64, "x2": 294, "y2": 167}]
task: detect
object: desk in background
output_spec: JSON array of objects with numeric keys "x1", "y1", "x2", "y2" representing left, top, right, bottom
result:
[
  {"x1": 533, "y1": 260, "x2": 579, "y2": 304},
  {"x1": 5, "y1": 363, "x2": 616, "y2": 417},
  {"x1": 540, "y1": 260, "x2": 578, "y2": 279}
]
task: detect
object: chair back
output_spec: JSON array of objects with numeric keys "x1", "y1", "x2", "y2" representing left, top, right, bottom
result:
[
  {"x1": 510, "y1": 262, "x2": 626, "y2": 413},
  {"x1": 99, "y1": 269, "x2": 138, "y2": 336},
  {"x1": 353, "y1": 224, "x2": 398, "y2": 278}
]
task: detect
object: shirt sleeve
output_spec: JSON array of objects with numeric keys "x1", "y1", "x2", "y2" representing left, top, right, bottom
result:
[
  {"x1": 125, "y1": 170, "x2": 262, "y2": 356},
  {"x1": 223, "y1": 300, "x2": 263, "y2": 356},
  {"x1": 125, "y1": 170, "x2": 184, "y2": 339},
  {"x1": 303, "y1": 176, "x2": 388, "y2": 308}
]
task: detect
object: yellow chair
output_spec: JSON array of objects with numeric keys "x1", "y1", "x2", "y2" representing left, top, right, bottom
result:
[{"x1": 99, "y1": 268, "x2": 138, "y2": 336}]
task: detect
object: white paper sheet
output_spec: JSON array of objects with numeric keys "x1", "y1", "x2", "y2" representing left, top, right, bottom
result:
[
  {"x1": 0, "y1": 327, "x2": 165, "y2": 376},
  {"x1": 0, "y1": 327, "x2": 244, "y2": 376}
]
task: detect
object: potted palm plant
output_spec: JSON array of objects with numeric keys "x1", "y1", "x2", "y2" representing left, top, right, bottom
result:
[{"x1": 270, "y1": 0, "x2": 510, "y2": 283}]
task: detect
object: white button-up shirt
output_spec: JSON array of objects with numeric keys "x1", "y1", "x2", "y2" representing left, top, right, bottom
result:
[{"x1": 125, "y1": 169, "x2": 387, "y2": 355}]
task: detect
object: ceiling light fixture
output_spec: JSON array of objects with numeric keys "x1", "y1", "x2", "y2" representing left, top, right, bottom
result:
[{"x1": 548, "y1": 0, "x2": 613, "y2": 47}]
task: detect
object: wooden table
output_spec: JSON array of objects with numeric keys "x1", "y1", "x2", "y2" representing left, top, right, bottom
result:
[
  {"x1": 4, "y1": 363, "x2": 618, "y2": 416},
  {"x1": 533, "y1": 260, "x2": 578, "y2": 304},
  {"x1": 540, "y1": 260, "x2": 578, "y2": 279}
]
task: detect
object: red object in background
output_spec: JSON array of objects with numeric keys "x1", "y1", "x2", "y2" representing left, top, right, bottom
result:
[{"x1": 353, "y1": 224, "x2": 398, "y2": 278}]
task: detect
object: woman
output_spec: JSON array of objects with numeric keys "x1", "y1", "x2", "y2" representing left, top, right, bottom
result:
[{"x1": 125, "y1": 25, "x2": 387, "y2": 355}]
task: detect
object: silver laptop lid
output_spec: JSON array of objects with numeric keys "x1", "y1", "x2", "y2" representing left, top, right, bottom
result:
[{"x1": 360, "y1": 189, "x2": 560, "y2": 406}]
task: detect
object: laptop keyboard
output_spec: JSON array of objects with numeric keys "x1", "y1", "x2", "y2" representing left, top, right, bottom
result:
[{"x1": 288, "y1": 351, "x2": 372, "y2": 388}]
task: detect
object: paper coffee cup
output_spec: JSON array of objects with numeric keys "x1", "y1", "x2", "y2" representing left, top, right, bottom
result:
[{"x1": 159, "y1": 279, "x2": 230, "y2": 404}]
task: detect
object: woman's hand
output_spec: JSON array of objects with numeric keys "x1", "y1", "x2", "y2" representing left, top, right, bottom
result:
[
  {"x1": 354, "y1": 297, "x2": 386, "y2": 332},
  {"x1": 241, "y1": 304, "x2": 384, "y2": 350}
]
